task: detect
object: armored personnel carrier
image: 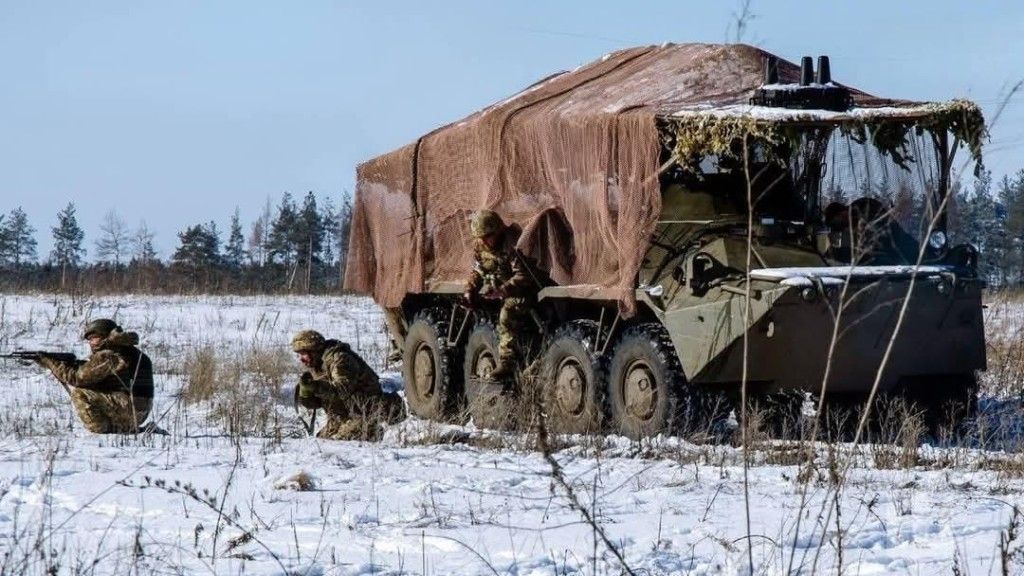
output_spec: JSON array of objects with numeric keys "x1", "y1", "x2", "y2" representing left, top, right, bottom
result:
[{"x1": 345, "y1": 44, "x2": 987, "y2": 437}]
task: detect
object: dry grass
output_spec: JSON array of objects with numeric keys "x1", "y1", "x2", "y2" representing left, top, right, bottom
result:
[
  {"x1": 984, "y1": 290, "x2": 1024, "y2": 400},
  {"x1": 179, "y1": 344, "x2": 294, "y2": 437}
]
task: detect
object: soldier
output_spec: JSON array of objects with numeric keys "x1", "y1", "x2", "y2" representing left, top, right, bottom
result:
[
  {"x1": 463, "y1": 209, "x2": 545, "y2": 382},
  {"x1": 291, "y1": 330, "x2": 405, "y2": 441},
  {"x1": 824, "y1": 201, "x2": 852, "y2": 263},
  {"x1": 849, "y1": 197, "x2": 919, "y2": 265},
  {"x1": 35, "y1": 318, "x2": 154, "y2": 434}
]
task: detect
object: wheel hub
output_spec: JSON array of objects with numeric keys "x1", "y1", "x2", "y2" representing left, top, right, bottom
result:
[
  {"x1": 554, "y1": 358, "x2": 586, "y2": 415},
  {"x1": 623, "y1": 361, "x2": 657, "y2": 420},
  {"x1": 413, "y1": 344, "x2": 436, "y2": 398}
]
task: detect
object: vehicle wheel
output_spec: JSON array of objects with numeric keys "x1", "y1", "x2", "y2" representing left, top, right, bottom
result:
[
  {"x1": 462, "y1": 320, "x2": 514, "y2": 429},
  {"x1": 464, "y1": 320, "x2": 500, "y2": 384},
  {"x1": 402, "y1": 308, "x2": 463, "y2": 421},
  {"x1": 541, "y1": 320, "x2": 606, "y2": 435},
  {"x1": 607, "y1": 323, "x2": 689, "y2": 439}
]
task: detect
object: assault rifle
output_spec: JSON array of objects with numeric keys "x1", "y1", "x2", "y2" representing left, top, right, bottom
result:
[{"x1": 1, "y1": 350, "x2": 77, "y2": 365}]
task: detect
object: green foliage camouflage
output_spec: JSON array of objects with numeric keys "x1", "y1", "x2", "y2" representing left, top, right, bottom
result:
[{"x1": 660, "y1": 100, "x2": 987, "y2": 175}]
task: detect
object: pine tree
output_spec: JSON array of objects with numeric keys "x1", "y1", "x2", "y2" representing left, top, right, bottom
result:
[
  {"x1": 0, "y1": 207, "x2": 37, "y2": 266},
  {"x1": 225, "y1": 208, "x2": 247, "y2": 269},
  {"x1": 203, "y1": 220, "x2": 222, "y2": 268},
  {"x1": 296, "y1": 192, "x2": 325, "y2": 291},
  {"x1": 50, "y1": 203, "x2": 85, "y2": 285},
  {"x1": 172, "y1": 223, "x2": 220, "y2": 276},
  {"x1": 267, "y1": 193, "x2": 298, "y2": 265},
  {"x1": 320, "y1": 197, "x2": 338, "y2": 271},
  {"x1": 0, "y1": 215, "x2": 7, "y2": 265},
  {"x1": 95, "y1": 210, "x2": 130, "y2": 266},
  {"x1": 997, "y1": 171, "x2": 1024, "y2": 286},
  {"x1": 337, "y1": 190, "x2": 354, "y2": 281},
  {"x1": 951, "y1": 173, "x2": 996, "y2": 276}
]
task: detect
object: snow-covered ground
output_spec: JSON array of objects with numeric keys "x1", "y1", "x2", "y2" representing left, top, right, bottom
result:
[{"x1": 0, "y1": 293, "x2": 1022, "y2": 575}]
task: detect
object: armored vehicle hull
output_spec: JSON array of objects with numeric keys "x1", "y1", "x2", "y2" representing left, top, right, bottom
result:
[{"x1": 345, "y1": 44, "x2": 988, "y2": 437}]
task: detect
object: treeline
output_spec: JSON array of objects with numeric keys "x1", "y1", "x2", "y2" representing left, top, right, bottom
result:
[
  {"x1": 0, "y1": 191, "x2": 353, "y2": 294},
  {"x1": 2, "y1": 171, "x2": 1024, "y2": 294},
  {"x1": 951, "y1": 170, "x2": 1024, "y2": 287}
]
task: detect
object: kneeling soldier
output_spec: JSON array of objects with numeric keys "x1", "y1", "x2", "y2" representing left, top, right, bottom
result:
[
  {"x1": 36, "y1": 318, "x2": 154, "y2": 434},
  {"x1": 291, "y1": 330, "x2": 405, "y2": 441}
]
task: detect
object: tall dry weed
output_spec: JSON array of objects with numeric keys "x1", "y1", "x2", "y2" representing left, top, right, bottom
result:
[{"x1": 179, "y1": 343, "x2": 295, "y2": 437}]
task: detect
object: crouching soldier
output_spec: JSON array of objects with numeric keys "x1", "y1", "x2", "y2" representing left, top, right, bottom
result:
[
  {"x1": 291, "y1": 330, "x2": 405, "y2": 441},
  {"x1": 36, "y1": 318, "x2": 154, "y2": 434}
]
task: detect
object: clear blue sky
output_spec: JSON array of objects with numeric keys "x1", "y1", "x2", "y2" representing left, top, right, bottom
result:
[{"x1": 2, "y1": 1, "x2": 1022, "y2": 258}]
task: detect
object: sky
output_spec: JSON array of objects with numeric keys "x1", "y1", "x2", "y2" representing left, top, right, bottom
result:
[{"x1": 1, "y1": 1, "x2": 1022, "y2": 259}]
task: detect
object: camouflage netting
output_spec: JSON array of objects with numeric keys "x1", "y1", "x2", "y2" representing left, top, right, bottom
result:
[{"x1": 344, "y1": 43, "x2": 982, "y2": 314}]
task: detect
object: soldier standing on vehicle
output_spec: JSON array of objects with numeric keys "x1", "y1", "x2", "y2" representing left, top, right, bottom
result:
[
  {"x1": 291, "y1": 330, "x2": 405, "y2": 441},
  {"x1": 463, "y1": 210, "x2": 545, "y2": 383},
  {"x1": 34, "y1": 318, "x2": 154, "y2": 434}
]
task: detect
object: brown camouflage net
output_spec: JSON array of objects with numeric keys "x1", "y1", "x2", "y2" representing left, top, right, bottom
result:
[{"x1": 343, "y1": 43, "x2": 950, "y2": 314}]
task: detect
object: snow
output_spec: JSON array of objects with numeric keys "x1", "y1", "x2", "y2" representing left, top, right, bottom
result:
[
  {"x1": 757, "y1": 82, "x2": 841, "y2": 91},
  {"x1": 668, "y1": 103, "x2": 953, "y2": 123},
  {"x1": 751, "y1": 264, "x2": 953, "y2": 286},
  {"x1": 0, "y1": 293, "x2": 1021, "y2": 575}
]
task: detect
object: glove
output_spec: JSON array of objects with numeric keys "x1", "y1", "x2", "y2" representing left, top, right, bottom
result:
[
  {"x1": 482, "y1": 285, "x2": 506, "y2": 300},
  {"x1": 296, "y1": 372, "x2": 321, "y2": 409},
  {"x1": 34, "y1": 355, "x2": 55, "y2": 371}
]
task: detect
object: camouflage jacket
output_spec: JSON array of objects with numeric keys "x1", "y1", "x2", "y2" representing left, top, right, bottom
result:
[
  {"x1": 465, "y1": 225, "x2": 542, "y2": 299},
  {"x1": 44, "y1": 330, "x2": 154, "y2": 399},
  {"x1": 308, "y1": 340, "x2": 380, "y2": 398}
]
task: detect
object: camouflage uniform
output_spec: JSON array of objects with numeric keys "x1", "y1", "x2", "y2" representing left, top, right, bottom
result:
[
  {"x1": 39, "y1": 321, "x2": 154, "y2": 434},
  {"x1": 465, "y1": 210, "x2": 543, "y2": 379},
  {"x1": 292, "y1": 331, "x2": 405, "y2": 441}
]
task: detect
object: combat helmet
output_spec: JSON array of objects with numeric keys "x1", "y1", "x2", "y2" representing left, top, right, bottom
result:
[
  {"x1": 291, "y1": 330, "x2": 326, "y2": 353},
  {"x1": 83, "y1": 318, "x2": 120, "y2": 339},
  {"x1": 470, "y1": 210, "x2": 506, "y2": 239}
]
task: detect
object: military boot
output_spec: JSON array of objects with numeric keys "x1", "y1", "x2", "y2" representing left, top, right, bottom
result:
[
  {"x1": 489, "y1": 362, "x2": 513, "y2": 382},
  {"x1": 386, "y1": 342, "x2": 403, "y2": 365}
]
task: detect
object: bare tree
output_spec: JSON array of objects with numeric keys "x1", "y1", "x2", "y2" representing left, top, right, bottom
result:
[
  {"x1": 726, "y1": 0, "x2": 757, "y2": 44},
  {"x1": 247, "y1": 198, "x2": 272, "y2": 266},
  {"x1": 95, "y1": 210, "x2": 130, "y2": 266},
  {"x1": 131, "y1": 220, "x2": 158, "y2": 263}
]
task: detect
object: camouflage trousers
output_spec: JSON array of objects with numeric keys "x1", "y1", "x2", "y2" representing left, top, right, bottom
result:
[
  {"x1": 497, "y1": 297, "x2": 534, "y2": 369},
  {"x1": 313, "y1": 389, "x2": 406, "y2": 441},
  {"x1": 63, "y1": 385, "x2": 152, "y2": 434}
]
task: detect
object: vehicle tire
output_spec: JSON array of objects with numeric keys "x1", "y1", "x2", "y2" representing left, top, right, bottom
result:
[
  {"x1": 462, "y1": 320, "x2": 514, "y2": 429},
  {"x1": 402, "y1": 308, "x2": 463, "y2": 421},
  {"x1": 541, "y1": 320, "x2": 606, "y2": 435},
  {"x1": 464, "y1": 319, "x2": 500, "y2": 385},
  {"x1": 607, "y1": 323, "x2": 689, "y2": 439}
]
